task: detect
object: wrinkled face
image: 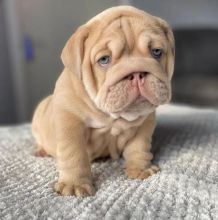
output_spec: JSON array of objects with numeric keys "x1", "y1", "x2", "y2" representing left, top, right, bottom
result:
[{"x1": 62, "y1": 7, "x2": 175, "y2": 121}]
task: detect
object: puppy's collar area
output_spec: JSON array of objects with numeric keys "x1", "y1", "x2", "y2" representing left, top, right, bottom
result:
[
  {"x1": 85, "y1": 116, "x2": 146, "y2": 137},
  {"x1": 110, "y1": 112, "x2": 140, "y2": 121},
  {"x1": 85, "y1": 114, "x2": 140, "y2": 129},
  {"x1": 120, "y1": 113, "x2": 141, "y2": 121},
  {"x1": 85, "y1": 110, "x2": 148, "y2": 132}
]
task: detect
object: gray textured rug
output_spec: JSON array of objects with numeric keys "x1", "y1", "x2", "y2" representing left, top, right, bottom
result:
[{"x1": 0, "y1": 105, "x2": 218, "y2": 220}]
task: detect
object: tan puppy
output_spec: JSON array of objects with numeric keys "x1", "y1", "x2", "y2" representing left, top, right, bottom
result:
[{"x1": 32, "y1": 6, "x2": 175, "y2": 197}]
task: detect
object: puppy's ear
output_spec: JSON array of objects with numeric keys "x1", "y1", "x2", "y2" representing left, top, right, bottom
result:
[
  {"x1": 157, "y1": 18, "x2": 175, "y2": 80},
  {"x1": 61, "y1": 26, "x2": 89, "y2": 78}
]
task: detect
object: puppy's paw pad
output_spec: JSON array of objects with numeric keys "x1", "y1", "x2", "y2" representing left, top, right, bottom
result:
[
  {"x1": 126, "y1": 164, "x2": 160, "y2": 180},
  {"x1": 54, "y1": 182, "x2": 96, "y2": 197},
  {"x1": 33, "y1": 148, "x2": 49, "y2": 157}
]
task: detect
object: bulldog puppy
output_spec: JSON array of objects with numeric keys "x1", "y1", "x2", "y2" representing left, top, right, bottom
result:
[{"x1": 32, "y1": 6, "x2": 175, "y2": 197}]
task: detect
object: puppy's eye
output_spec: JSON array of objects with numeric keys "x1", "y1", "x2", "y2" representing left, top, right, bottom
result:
[
  {"x1": 98, "y1": 55, "x2": 111, "y2": 67},
  {"x1": 151, "y1": 48, "x2": 163, "y2": 59}
]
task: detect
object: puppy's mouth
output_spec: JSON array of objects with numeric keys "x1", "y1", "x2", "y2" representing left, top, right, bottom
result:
[
  {"x1": 94, "y1": 57, "x2": 171, "y2": 117},
  {"x1": 121, "y1": 72, "x2": 158, "y2": 106},
  {"x1": 102, "y1": 72, "x2": 170, "y2": 114}
]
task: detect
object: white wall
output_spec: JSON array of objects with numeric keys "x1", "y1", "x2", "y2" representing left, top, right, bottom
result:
[
  {"x1": 3, "y1": 0, "x2": 28, "y2": 122},
  {"x1": 0, "y1": 0, "x2": 16, "y2": 123},
  {"x1": 4, "y1": 0, "x2": 218, "y2": 122},
  {"x1": 132, "y1": 0, "x2": 218, "y2": 28},
  {"x1": 5, "y1": 0, "x2": 120, "y2": 121}
]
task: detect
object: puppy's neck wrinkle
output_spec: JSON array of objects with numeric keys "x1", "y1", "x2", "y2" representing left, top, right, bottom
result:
[{"x1": 68, "y1": 70, "x2": 107, "y2": 122}]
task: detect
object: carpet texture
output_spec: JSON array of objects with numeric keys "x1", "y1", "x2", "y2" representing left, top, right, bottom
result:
[{"x1": 0, "y1": 105, "x2": 218, "y2": 220}]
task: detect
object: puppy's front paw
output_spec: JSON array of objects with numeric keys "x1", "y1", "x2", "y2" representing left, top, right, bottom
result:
[
  {"x1": 54, "y1": 181, "x2": 96, "y2": 197},
  {"x1": 126, "y1": 164, "x2": 160, "y2": 179}
]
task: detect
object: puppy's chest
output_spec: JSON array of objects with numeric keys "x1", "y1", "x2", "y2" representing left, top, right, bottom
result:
[{"x1": 86, "y1": 125, "x2": 137, "y2": 161}]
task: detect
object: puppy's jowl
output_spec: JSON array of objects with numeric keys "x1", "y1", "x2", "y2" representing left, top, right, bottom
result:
[{"x1": 32, "y1": 6, "x2": 175, "y2": 197}]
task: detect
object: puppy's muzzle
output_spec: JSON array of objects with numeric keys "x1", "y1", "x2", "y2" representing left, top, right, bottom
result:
[
  {"x1": 103, "y1": 57, "x2": 169, "y2": 89},
  {"x1": 123, "y1": 72, "x2": 148, "y2": 86}
]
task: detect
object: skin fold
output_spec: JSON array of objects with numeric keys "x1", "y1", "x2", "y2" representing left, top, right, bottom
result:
[{"x1": 32, "y1": 6, "x2": 175, "y2": 197}]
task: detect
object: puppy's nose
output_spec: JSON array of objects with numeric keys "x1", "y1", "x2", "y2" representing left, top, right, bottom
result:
[{"x1": 125, "y1": 72, "x2": 148, "y2": 85}]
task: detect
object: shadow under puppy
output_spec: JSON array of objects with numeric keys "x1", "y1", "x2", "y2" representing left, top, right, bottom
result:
[{"x1": 32, "y1": 6, "x2": 175, "y2": 197}]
